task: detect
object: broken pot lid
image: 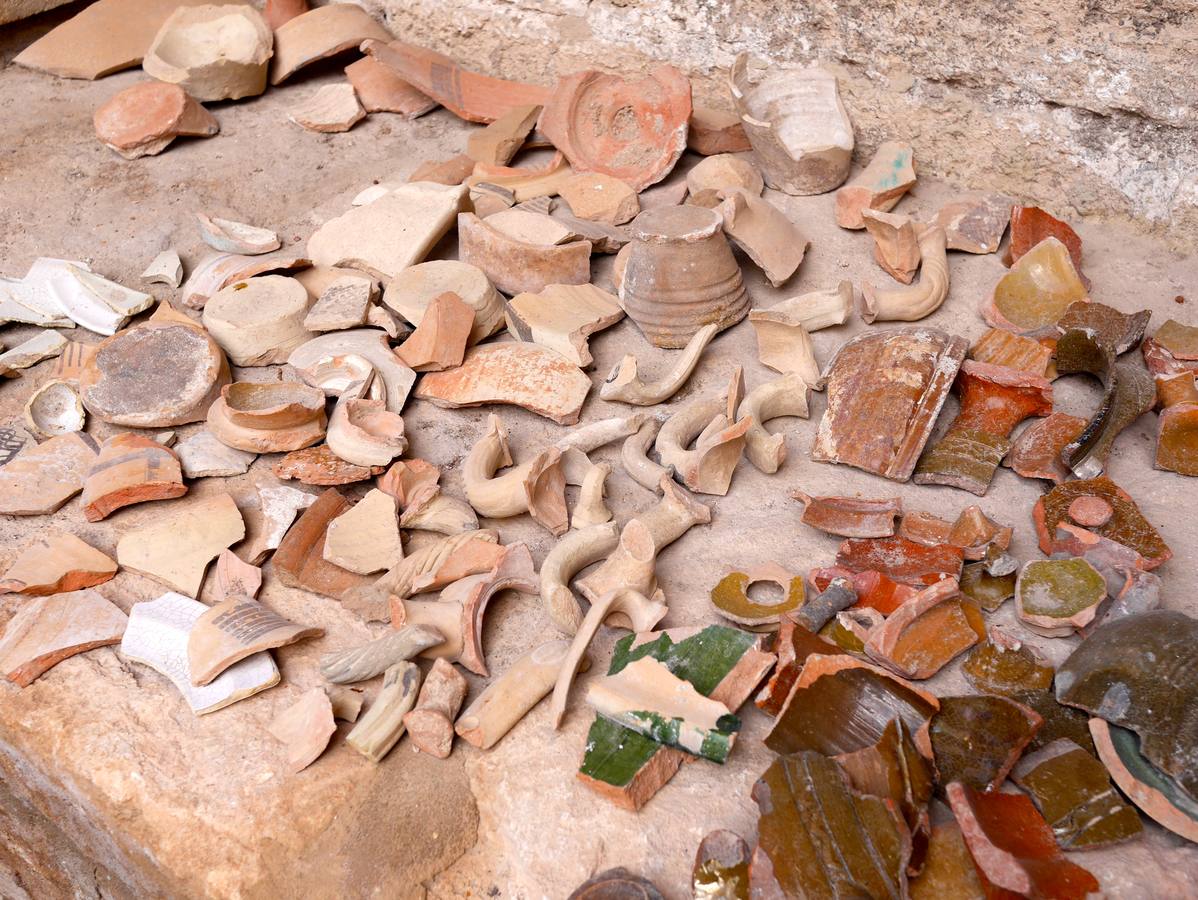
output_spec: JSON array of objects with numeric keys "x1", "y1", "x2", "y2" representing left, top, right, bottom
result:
[
  {"x1": 812, "y1": 327, "x2": 967, "y2": 481},
  {"x1": 381, "y1": 259, "x2": 505, "y2": 346},
  {"x1": 94, "y1": 81, "x2": 219, "y2": 159},
  {"x1": 929, "y1": 192, "x2": 1014, "y2": 254},
  {"x1": 306, "y1": 182, "x2": 467, "y2": 281},
  {"x1": 415, "y1": 342, "x2": 591, "y2": 425},
  {"x1": 1032, "y1": 475, "x2": 1171, "y2": 569},
  {"x1": 289, "y1": 83, "x2": 365, "y2": 133},
  {"x1": 80, "y1": 432, "x2": 187, "y2": 522},
  {"x1": 201, "y1": 274, "x2": 312, "y2": 367},
  {"x1": 143, "y1": 4, "x2": 273, "y2": 102},
  {"x1": 504, "y1": 282, "x2": 623, "y2": 368},
  {"x1": 187, "y1": 596, "x2": 323, "y2": 685},
  {"x1": 0, "y1": 589, "x2": 127, "y2": 687},
  {"x1": 362, "y1": 39, "x2": 551, "y2": 123},
  {"x1": 1015, "y1": 557, "x2": 1106, "y2": 637},
  {"x1": 78, "y1": 320, "x2": 229, "y2": 427},
  {"x1": 120, "y1": 591, "x2": 278, "y2": 715},
  {"x1": 116, "y1": 493, "x2": 244, "y2": 597},
  {"x1": 1057, "y1": 609, "x2": 1198, "y2": 805},
  {"x1": 288, "y1": 329, "x2": 416, "y2": 413},
  {"x1": 982, "y1": 237, "x2": 1088, "y2": 335},
  {"x1": 930, "y1": 693, "x2": 1041, "y2": 791},
  {"x1": 538, "y1": 65, "x2": 692, "y2": 192},
  {"x1": 268, "y1": 687, "x2": 337, "y2": 773},
  {"x1": 728, "y1": 55, "x2": 853, "y2": 196},
  {"x1": 0, "y1": 531, "x2": 116, "y2": 596},
  {"x1": 269, "y1": 3, "x2": 388, "y2": 84},
  {"x1": 344, "y1": 56, "x2": 436, "y2": 117},
  {"x1": 457, "y1": 212, "x2": 592, "y2": 297},
  {"x1": 834, "y1": 141, "x2": 916, "y2": 229},
  {"x1": 709, "y1": 564, "x2": 804, "y2": 627},
  {"x1": 272, "y1": 444, "x2": 384, "y2": 485},
  {"x1": 197, "y1": 214, "x2": 280, "y2": 256},
  {"x1": 0, "y1": 431, "x2": 99, "y2": 516},
  {"x1": 791, "y1": 490, "x2": 901, "y2": 538}
]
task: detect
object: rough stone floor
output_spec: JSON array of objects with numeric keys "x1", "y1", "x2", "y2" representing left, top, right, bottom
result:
[{"x1": 1, "y1": 7, "x2": 1197, "y2": 899}]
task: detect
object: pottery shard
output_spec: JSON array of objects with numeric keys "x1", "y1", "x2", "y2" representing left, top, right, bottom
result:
[
  {"x1": 303, "y1": 276, "x2": 371, "y2": 332},
  {"x1": 1005, "y1": 205, "x2": 1086, "y2": 279},
  {"x1": 930, "y1": 694, "x2": 1042, "y2": 792},
  {"x1": 362, "y1": 39, "x2": 550, "y2": 124},
  {"x1": 267, "y1": 687, "x2": 336, "y2": 773},
  {"x1": 792, "y1": 491, "x2": 901, "y2": 538},
  {"x1": 484, "y1": 208, "x2": 578, "y2": 247},
  {"x1": 983, "y1": 237, "x2": 1088, "y2": 336},
  {"x1": 81, "y1": 433, "x2": 187, "y2": 522},
  {"x1": 267, "y1": 2, "x2": 386, "y2": 85},
  {"x1": 457, "y1": 212, "x2": 592, "y2": 297},
  {"x1": 403, "y1": 657, "x2": 468, "y2": 758},
  {"x1": 835, "y1": 142, "x2": 916, "y2": 229},
  {"x1": 120, "y1": 591, "x2": 278, "y2": 714},
  {"x1": 0, "y1": 431, "x2": 99, "y2": 516},
  {"x1": 273, "y1": 445, "x2": 384, "y2": 485},
  {"x1": 144, "y1": 4, "x2": 273, "y2": 102},
  {"x1": 863, "y1": 580, "x2": 979, "y2": 680},
  {"x1": 382, "y1": 259, "x2": 505, "y2": 347},
  {"x1": 79, "y1": 321, "x2": 229, "y2": 427},
  {"x1": 116, "y1": 494, "x2": 245, "y2": 597},
  {"x1": 862, "y1": 209, "x2": 921, "y2": 284},
  {"x1": 1016, "y1": 558, "x2": 1107, "y2": 637},
  {"x1": 212, "y1": 549, "x2": 261, "y2": 602},
  {"x1": 187, "y1": 597, "x2": 322, "y2": 685},
  {"x1": 202, "y1": 275, "x2": 311, "y2": 366},
  {"x1": 466, "y1": 104, "x2": 541, "y2": 167},
  {"x1": 94, "y1": 81, "x2": 218, "y2": 159},
  {"x1": 394, "y1": 292, "x2": 473, "y2": 372},
  {"x1": 1004, "y1": 412, "x2": 1086, "y2": 483},
  {"x1": 0, "y1": 332, "x2": 67, "y2": 373},
  {"x1": 0, "y1": 589, "x2": 127, "y2": 687},
  {"x1": 835, "y1": 536, "x2": 964, "y2": 588},
  {"x1": 307, "y1": 183, "x2": 467, "y2": 282},
  {"x1": 538, "y1": 65, "x2": 691, "y2": 192},
  {"x1": 322, "y1": 489, "x2": 401, "y2": 575},
  {"x1": 273, "y1": 489, "x2": 371, "y2": 599},
  {"x1": 687, "y1": 106, "x2": 752, "y2": 155},
  {"x1": 813, "y1": 328, "x2": 967, "y2": 481},
  {"x1": 13, "y1": 0, "x2": 215, "y2": 79},
  {"x1": 729, "y1": 54, "x2": 853, "y2": 196},
  {"x1": 1033, "y1": 475, "x2": 1171, "y2": 570},
  {"x1": 558, "y1": 173, "x2": 640, "y2": 226},
  {"x1": 176, "y1": 430, "x2": 256, "y2": 478},
  {"x1": 505, "y1": 283, "x2": 624, "y2": 368},
  {"x1": 687, "y1": 154, "x2": 764, "y2": 197},
  {"x1": 415, "y1": 342, "x2": 591, "y2": 425},
  {"x1": 288, "y1": 329, "x2": 416, "y2": 413},
  {"x1": 946, "y1": 783, "x2": 1098, "y2": 900},
  {"x1": 344, "y1": 56, "x2": 435, "y2": 117},
  {"x1": 0, "y1": 532, "x2": 116, "y2": 596},
  {"x1": 718, "y1": 188, "x2": 809, "y2": 287},
  {"x1": 931, "y1": 193, "x2": 1014, "y2": 254},
  {"x1": 289, "y1": 83, "x2": 365, "y2": 133}
]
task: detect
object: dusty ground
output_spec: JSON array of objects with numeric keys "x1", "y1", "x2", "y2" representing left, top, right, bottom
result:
[{"x1": 2, "y1": 7, "x2": 1198, "y2": 898}]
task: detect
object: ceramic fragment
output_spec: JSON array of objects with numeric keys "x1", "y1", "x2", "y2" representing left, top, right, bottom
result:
[
  {"x1": 407, "y1": 154, "x2": 476, "y2": 187},
  {"x1": 46, "y1": 265, "x2": 153, "y2": 335},
  {"x1": 908, "y1": 824, "x2": 987, "y2": 899},
  {"x1": 268, "y1": 687, "x2": 336, "y2": 774},
  {"x1": 201, "y1": 275, "x2": 311, "y2": 367},
  {"x1": 718, "y1": 188, "x2": 808, "y2": 288},
  {"x1": 197, "y1": 214, "x2": 279, "y2": 256},
  {"x1": 1056, "y1": 610, "x2": 1198, "y2": 802},
  {"x1": 180, "y1": 252, "x2": 310, "y2": 310},
  {"x1": 402, "y1": 657, "x2": 468, "y2": 758},
  {"x1": 655, "y1": 394, "x2": 751, "y2": 496},
  {"x1": 206, "y1": 382, "x2": 327, "y2": 454},
  {"x1": 809, "y1": 567, "x2": 917, "y2": 616},
  {"x1": 141, "y1": 249, "x2": 184, "y2": 288},
  {"x1": 484, "y1": 208, "x2": 578, "y2": 247},
  {"x1": 415, "y1": 342, "x2": 591, "y2": 425},
  {"x1": 969, "y1": 326, "x2": 1053, "y2": 376},
  {"x1": 116, "y1": 494, "x2": 243, "y2": 597},
  {"x1": 382, "y1": 259, "x2": 504, "y2": 347},
  {"x1": 1056, "y1": 299, "x2": 1149, "y2": 356},
  {"x1": 569, "y1": 868, "x2": 664, "y2": 900},
  {"x1": 861, "y1": 209, "x2": 920, "y2": 284},
  {"x1": 692, "y1": 830, "x2": 750, "y2": 900},
  {"x1": 834, "y1": 536, "x2": 964, "y2": 589},
  {"x1": 687, "y1": 155, "x2": 762, "y2": 198},
  {"x1": 862, "y1": 226, "x2": 949, "y2": 323},
  {"x1": 946, "y1": 782, "x2": 1098, "y2": 899},
  {"x1": 791, "y1": 491, "x2": 901, "y2": 538},
  {"x1": 272, "y1": 489, "x2": 371, "y2": 599},
  {"x1": 345, "y1": 661, "x2": 422, "y2": 763},
  {"x1": 729, "y1": 55, "x2": 853, "y2": 195},
  {"x1": 1033, "y1": 476, "x2": 1170, "y2": 569},
  {"x1": 538, "y1": 66, "x2": 690, "y2": 191},
  {"x1": 536, "y1": 522, "x2": 620, "y2": 635},
  {"x1": 709, "y1": 564, "x2": 804, "y2": 628},
  {"x1": 1143, "y1": 318, "x2": 1198, "y2": 377},
  {"x1": 405, "y1": 532, "x2": 504, "y2": 596},
  {"x1": 120, "y1": 592, "x2": 278, "y2": 714},
  {"x1": 269, "y1": 3, "x2": 388, "y2": 84},
  {"x1": 578, "y1": 626, "x2": 773, "y2": 810},
  {"x1": 465, "y1": 103, "x2": 540, "y2": 166},
  {"x1": 557, "y1": 173, "x2": 639, "y2": 226},
  {"x1": 1005, "y1": 205, "x2": 1085, "y2": 279},
  {"x1": 273, "y1": 445, "x2": 384, "y2": 486},
  {"x1": 754, "y1": 621, "x2": 843, "y2": 718},
  {"x1": 1156, "y1": 372, "x2": 1198, "y2": 475},
  {"x1": 0, "y1": 332, "x2": 65, "y2": 374},
  {"x1": 362, "y1": 39, "x2": 550, "y2": 123},
  {"x1": 765, "y1": 655, "x2": 938, "y2": 757},
  {"x1": 320, "y1": 625, "x2": 443, "y2": 685},
  {"x1": 457, "y1": 212, "x2": 591, "y2": 296},
  {"x1": 0, "y1": 431, "x2": 98, "y2": 516},
  {"x1": 288, "y1": 83, "x2": 365, "y2": 133},
  {"x1": 930, "y1": 192, "x2": 1013, "y2": 254},
  {"x1": 1012, "y1": 738, "x2": 1142, "y2": 849},
  {"x1": 0, "y1": 532, "x2": 116, "y2": 597},
  {"x1": 863, "y1": 580, "x2": 980, "y2": 679},
  {"x1": 0, "y1": 588, "x2": 126, "y2": 687},
  {"x1": 344, "y1": 56, "x2": 436, "y2": 117},
  {"x1": 144, "y1": 4, "x2": 272, "y2": 102},
  {"x1": 398, "y1": 487, "x2": 479, "y2": 537},
  {"x1": 1004, "y1": 412, "x2": 1086, "y2": 483},
  {"x1": 466, "y1": 151, "x2": 575, "y2": 202},
  {"x1": 212, "y1": 549, "x2": 261, "y2": 603},
  {"x1": 452, "y1": 639, "x2": 567, "y2": 749},
  {"x1": 749, "y1": 751, "x2": 910, "y2": 898},
  {"x1": 962, "y1": 630, "x2": 1053, "y2": 696},
  {"x1": 1015, "y1": 558, "x2": 1106, "y2": 637},
  {"x1": 326, "y1": 396, "x2": 406, "y2": 468},
  {"x1": 288, "y1": 329, "x2": 415, "y2": 413},
  {"x1": 813, "y1": 327, "x2": 967, "y2": 481},
  {"x1": 246, "y1": 482, "x2": 317, "y2": 564},
  {"x1": 176, "y1": 431, "x2": 256, "y2": 478},
  {"x1": 80, "y1": 433, "x2": 186, "y2": 522},
  {"x1": 1090, "y1": 719, "x2": 1198, "y2": 844},
  {"x1": 307, "y1": 183, "x2": 467, "y2": 282},
  {"x1": 835, "y1": 141, "x2": 916, "y2": 229},
  {"x1": 732, "y1": 374, "x2": 808, "y2": 473},
  {"x1": 322, "y1": 489, "x2": 401, "y2": 575},
  {"x1": 505, "y1": 282, "x2": 623, "y2": 368},
  {"x1": 94, "y1": 81, "x2": 218, "y2": 159},
  {"x1": 983, "y1": 237, "x2": 1088, "y2": 335},
  {"x1": 930, "y1": 694, "x2": 1042, "y2": 790},
  {"x1": 0, "y1": 258, "x2": 83, "y2": 328},
  {"x1": 22, "y1": 380, "x2": 83, "y2": 439},
  {"x1": 325, "y1": 685, "x2": 363, "y2": 722},
  {"x1": 687, "y1": 107, "x2": 751, "y2": 155},
  {"x1": 263, "y1": 0, "x2": 306, "y2": 28},
  {"x1": 601, "y1": 323, "x2": 717, "y2": 407},
  {"x1": 187, "y1": 597, "x2": 321, "y2": 685},
  {"x1": 619, "y1": 205, "x2": 748, "y2": 349}
]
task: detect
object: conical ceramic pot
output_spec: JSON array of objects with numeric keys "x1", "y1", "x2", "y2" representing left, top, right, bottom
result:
[{"x1": 618, "y1": 206, "x2": 748, "y2": 348}]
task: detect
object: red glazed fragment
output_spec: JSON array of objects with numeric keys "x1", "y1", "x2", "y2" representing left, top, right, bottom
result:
[{"x1": 835, "y1": 536, "x2": 964, "y2": 587}]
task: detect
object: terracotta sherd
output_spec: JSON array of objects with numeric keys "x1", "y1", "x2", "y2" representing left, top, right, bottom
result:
[
  {"x1": 289, "y1": 83, "x2": 365, "y2": 134},
  {"x1": 0, "y1": 589, "x2": 127, "y2": 687},
  {"x1": 834, "y1": 141, "x2": 917, "y2": 229},
  {"x1": 457, "y1": 212, "x2": 592, "y2": 297},
  {"x1": 143, "y1": 4, "x2": 273, "y2": 102},
  {"x1": 0, "y1": 431, "x2": 99, "y2": 516},
  {"x1": 81, "y1": 433, "x2": 187, "y2": 522},
  {"x1": 269, "y1": 4, "x2": 388, "y2": 84},
  {"x1": 344, "y1": 56, "x2": 436, "y2": 117},
  {"x1": 558, "y1": 173, "x2": 640, "y2": 226},
  {"x1": 94, "y1": 81, "x2": 218, "y2": 159},
  {"x1": 0, "y1": 531, "x2": 117, "y2": 596},
  {"x1": 202, "y1": 275, "x2": 312, "y2": 367},
  {"x1": 382, "y1": 260, "x2": 505, "y2": 346},
  {"x1": 687, "y1": 106, "x2": 752, "y2": 155}
]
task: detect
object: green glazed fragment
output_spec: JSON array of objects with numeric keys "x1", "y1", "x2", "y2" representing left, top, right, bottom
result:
[
  {"x1": 959, "y1": 562, "x2": 1015, "y2": 612},
  {"x1": 1016, "y1": 557, "x2": 1106, "y2": 636}
]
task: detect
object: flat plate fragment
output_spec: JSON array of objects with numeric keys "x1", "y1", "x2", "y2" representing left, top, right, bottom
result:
[{"x1": 0, "y1": 589, "x2": 127, "y2": 687}]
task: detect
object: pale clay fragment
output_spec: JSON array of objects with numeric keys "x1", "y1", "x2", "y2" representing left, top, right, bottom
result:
[
  {"x1": 212, "y1": 549, "x2": 262, "y2": 602},
  {"x1": 558, "y1": 173, "x2": 640, "y2": 226},
  {"x1": 862, "y1": 209, "x2": 921, "y2": 284},
  {"x1": 505, "y1": 282, "x2": 624, "y2": 368},
  {"x1": 0, "y1": 331, "x2": 68, "y2": 371},
  {"x1": 47, "y1": 265, "x2": 153, "y2": 336},
  {"x1": 572, "y1": 462, "x2": 613, "y2": 530},
  {"x1": 322, "y1": 489, "x2": 402, "y2": 575},
  {"x1": 402, "y1": 657, "x2": 468, "y2": 758},
  {"x1": 457, "y1": 212, "x2": 592, "y2": 297},
  {"x1": 270, "y1": 3, "x2": 390, "y2": 85},
  {"x1": 574, "y1": 519, "x2": 660, "y2": 615},
  {"x1": 326, "y1": 396, "x2": 406, "y2": 468},
  {"x1": 142, "y1": 249, "x2": 184, "y2": 287},
  {"x1": 175, "y1": 430, "x2": 256, "y2": 478},
  {"x1": 0, "y1": 431, "x2": 99, "y2": 516},
  {"x1": 346, "y1": 661, "x2": 422, "y2": 763},
  {"x1": 186, "y1": 596, "x2": 322, "y2": 686},
  {"x1": 394, "y1": 291, "x2": 473, "y2": 372},
  {"x1": 0, "y1": 589, "x2": 127, "y2": 687},
  {"x1": 687, "y1": 154, "x2": 764, "y2": 196},
  {"x1": 399, "y1": 486, "x2": 479, "y2": 536},
  {"x1": 862, "y1": 225, "x2": 950, "y2": 323},
  {"x1": 303, "y1": 275, "x2": 372, "y2": 331},
  {"x1": 268, "y1": 687, "x2": 337, "y2": 773},
  {"x1": 655, "y1": 395, "x2": 752, "y2": 495},
  {"x1": 484, "y1": 208, "x2": 578, "y2": 246},
  {"x1": 601, "y1": 322, "x2": 719, "y2": 406},
  {"x1": 24, "y1": 380, "x2": 85, "y2": 438},
  {"x1": 0, "y1": 531, "x2": 117, "y2": 597},
  {"x1": 289, "y1": 83, "x2": 365, "y2": 134},
  {"x1": 120, "y1": 592, "x2": 278, "y2": 715},
  {"x1": 539, "y1": 521, "x2": 620, "y2": 634},
  {"x1": 465, "y1": 103, "x2": 541, "y2": 166},
  {"x1": 288, "y1": 329, "x2": 416, "y2": 413},
  {"x1": 320, "y1": 624, "x2": 444, "y2": 685},
  {"x1": 196, "y1": 214, "x2": 280, "y2": 256},
  {"x1": 95, "y1": 80, "x2": 219, "y2": 158},
  {"x1": 749, "y1": 307, "x2": 822, "y2": 386},
  {"x1": 143, "y1": 4, "x2": 273, "y2": 103},
  {"x1": 621, "y1": 416, "x2": 673, "y2": 491},
  {"x1": 834, "y1": 141, "x2": 917, "y2": 229},
  {"x1": 738, "y1": 374, "x2": 812, "y2": 474},
  {"x1": 382, "y1": 259, "x2": 504, "y2": 347},
  {"x1": 718, "y1": 188, "x2": 809, "y2": 287},
  {"x1": 202, "y1": 274, "x2": 312, "y2": 366}
]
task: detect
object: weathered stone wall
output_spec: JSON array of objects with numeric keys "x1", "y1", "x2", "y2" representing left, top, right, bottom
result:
[{"x1": 359, "y1": 0, "x2": 1198, "y2": 246}]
